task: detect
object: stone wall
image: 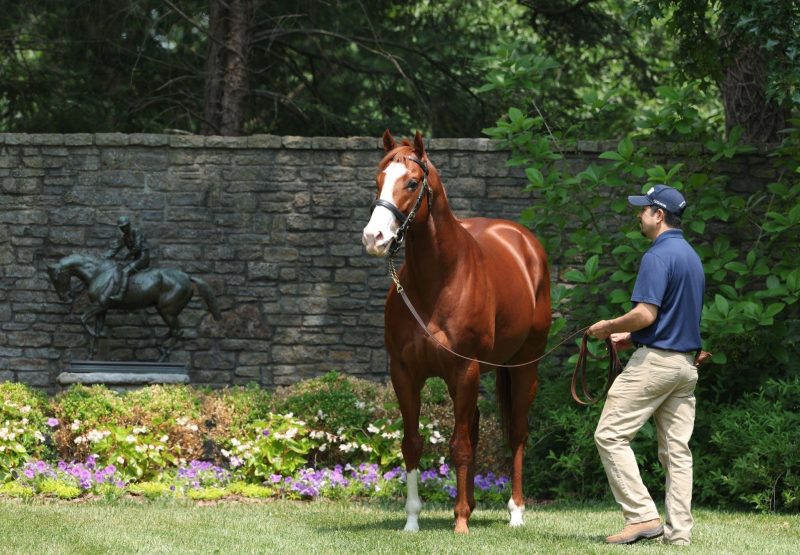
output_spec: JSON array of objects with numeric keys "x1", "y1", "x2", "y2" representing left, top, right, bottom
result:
[{"x1": 0, "y1": 134, "x2": 773, "y2": 389}]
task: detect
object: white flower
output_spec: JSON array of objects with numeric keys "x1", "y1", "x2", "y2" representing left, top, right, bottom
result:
[
  {"x1": 132, "y1": 426, "x2": 148, "y2": 435},
  {"x1": 316, "y1": 410, "x2": 326, "y2": 421},
  {"x1": 20, "y1": 405, "x2": 31, "y2": 414},
  {"x1": 319, "y1": 443, "x2": 328, "y2": 452},
  {"x1": 221, "y1": 448, "x2": 230, "y2": 458},
  {"x1": 429, "y1": 431, "x2": 444, "y2": 444},
  {"x1": 117, "y1": 456, "x2": 125, "y2": 465},
  {"x1": 0, "y1": 428, "x2": 8, "y2": 440},
  {"x1": 355, "y1": 401, "x2": 366, "y2": 410},
  {"x1": 74, "y1": 436, "x2": 85, "y2": 445},
  {"x1": 360, "y1": 444, "x2": 373, "y2": 453},
  {"x1": 0, "y1": 446, "x2": 5, "y2": 452},
  {"x1": 439, "y1": 456, "x2": 446, "y2": 465},
  {"x1": 87, "y1": 430, "x2": 106, "y2": 443},
  {"x1": 309, "y1": 430, "x2": 325, "y2": 440},
  {"x1": 34, "y1": 431, "x2": 45, "y2": 442},
  {"x1": 188, "y1": 424, "x2": 198, "y2": 432},
  {"x1": 231, "y1": 438, "x2": 241, "y2": 447},
  {"x1": 177, "y1": 417, "x2": 189, "y2": 426},
  {"x1": 160, "y1": 435, "x2": 169, "y2": 443},
  {"x1": 125, "y1": 435, "x2": 136, "y2": 443},
  {"x1": 284, "y1": 427, "x2": 298, "y2": 439},
  {"x1": 367, "y1": 424, "x2": 380, "y2": 434},
  {"x1": 71, "y1": 420, "x2": 81, "y2": 431},
  {"x1": 21, "y1": 418, "x2": 29, "y2": 425},
  {"x1": 134, "y1": 445, "x2": 145, "y2": 453}
]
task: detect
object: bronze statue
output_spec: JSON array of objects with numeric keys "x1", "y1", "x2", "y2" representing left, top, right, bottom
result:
[
  {"x1": 103, "y1": 215, "x2": 150, "y2": 304},
  {"x1": 47, "y1": 218, "x2": 221, "y2": 361}
]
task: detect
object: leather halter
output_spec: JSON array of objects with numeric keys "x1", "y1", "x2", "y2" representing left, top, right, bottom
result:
[{"x1": 371, "y1": 156, "x2": 432, "y2": 258}]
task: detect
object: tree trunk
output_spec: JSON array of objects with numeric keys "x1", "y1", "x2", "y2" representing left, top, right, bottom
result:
[
  {"x1": 202, "y1": 0, "x2": 226, "y2": 134},
  {"x1": 721, "y1": 43, "x2": 788, "y2": 143},
  {"x1": 202, "y1": 0, "x2": 252, "y2": 136}
]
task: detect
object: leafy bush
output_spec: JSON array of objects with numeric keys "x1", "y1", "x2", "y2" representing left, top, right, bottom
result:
[
  {"x1": 223, "y1": 413, "x2": 315, "y2": 480},
  {"x1": 695, "y1": 378, "x2": 800, "y2": 512},
  {"x1": 0, "y1": 382, "x2": 52, "y2": 480},
  {"x1": 51, "y1": 385, "x2": 127, "y2": 460}
]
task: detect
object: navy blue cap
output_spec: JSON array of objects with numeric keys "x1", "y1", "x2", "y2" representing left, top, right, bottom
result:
[{"x1": 628, "y1": 185, "x2": 687, "y2": 216}]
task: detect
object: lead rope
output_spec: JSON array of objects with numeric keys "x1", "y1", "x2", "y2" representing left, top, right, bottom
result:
[{"x1": 388, "y1": 255, "x2": 618, "y2": 375}]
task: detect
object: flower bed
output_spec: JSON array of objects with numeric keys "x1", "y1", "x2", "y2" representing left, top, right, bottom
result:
[{"x1": 0, "y1": 375, "x2": 511, "y2": 504}]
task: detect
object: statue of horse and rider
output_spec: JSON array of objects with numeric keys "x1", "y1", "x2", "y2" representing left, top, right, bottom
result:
[{"x1": 47, "y1": 216, "x2": 221, "y2": 361}]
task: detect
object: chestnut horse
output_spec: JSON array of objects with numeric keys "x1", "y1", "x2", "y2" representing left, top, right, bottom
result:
[{"x1": 362, "y1": 130, "x2": 551, "y2": 533}]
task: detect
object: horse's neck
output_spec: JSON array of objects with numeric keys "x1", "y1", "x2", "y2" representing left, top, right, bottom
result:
[
  {"x1": 404, "y1": 186, "x2": 472, "y2": 293},
  {"x1": 64, "y1": 255, "x2": 102, "y2": 284}
]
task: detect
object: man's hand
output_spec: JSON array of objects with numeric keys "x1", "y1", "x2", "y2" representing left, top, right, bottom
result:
[
  {"x1": 610, "y1": 332, "x2": 633, "y2": 351},
  {"x1": 587, "y1": 320, "x2": 613, "y2": 340}
]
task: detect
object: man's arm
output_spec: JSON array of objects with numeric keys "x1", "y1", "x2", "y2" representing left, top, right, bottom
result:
[
  {"x1": 587, "y1": 302, "x2": 658, "y2": 340},
  {"x1": 103, "y1": 237, "x2": 123, "y2": 259}
]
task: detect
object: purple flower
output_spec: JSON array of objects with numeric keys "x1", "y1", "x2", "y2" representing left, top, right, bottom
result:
[
  {"x1": 438, "y1": 463, "x2": 450, "y2": 476},
  {"x1": 270, "y1": 474, "x2": 283, "y2": 484},
  {"x1": 262, "y1": 429, "x2": 271, "y2": 437},
  {"x1": 47, "y1": 418, "x2": 59, "y2": 428}
]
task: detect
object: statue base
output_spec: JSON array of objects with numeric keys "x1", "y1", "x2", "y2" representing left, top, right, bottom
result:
[{"x1": 57, "y1": 360, "x2": 189, "y2": 391}]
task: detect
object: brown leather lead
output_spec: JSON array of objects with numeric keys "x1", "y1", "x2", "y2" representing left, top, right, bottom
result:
[{"x1": 571, "y1": 333, "x2": 623, "y2": 406}]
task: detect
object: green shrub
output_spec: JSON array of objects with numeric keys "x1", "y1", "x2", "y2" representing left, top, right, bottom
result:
[
  {"x1": 695, "y1": 378, "x2": 800, "y2": 512},
  {"x1": 272, "y1": 371, "x2": 386, "y2": 432},
  {"x1": 202, "y1": 383, "x2": 273, "y2": 441},
  {"x1": 0, "y1": 382, "x2": 52, "y2": 480},
  {"x1": 51, "y1": 385, "x2": 128, "y2": 460}
]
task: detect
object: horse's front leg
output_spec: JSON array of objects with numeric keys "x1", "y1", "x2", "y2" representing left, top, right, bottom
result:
[
  {"x1": 80, "y1": 304, "x2": 106, "y2": 337},
  {"x1": 390, "y1": 360, "x2": 424, "y2": 532},
  {"x1": 450, "y1": 361, "x2": 481, "y2": 534}
]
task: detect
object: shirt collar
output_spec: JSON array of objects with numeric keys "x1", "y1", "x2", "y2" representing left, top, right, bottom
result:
[{"x1": 653, "y1": 228, "x2": 684, "y2": 245}]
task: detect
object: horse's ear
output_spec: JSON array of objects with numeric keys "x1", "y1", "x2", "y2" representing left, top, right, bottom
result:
[
  {"x1": 413, "y1": 130, "x2": 426, "y2": 159},
  {"x1": 382, "y1": 129, "x2": 396, "y2": 152}
]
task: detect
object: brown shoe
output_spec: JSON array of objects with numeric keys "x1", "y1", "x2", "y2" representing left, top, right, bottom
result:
[{"x1": 605, "y1": 519, "x2": 664, "y2": 545}]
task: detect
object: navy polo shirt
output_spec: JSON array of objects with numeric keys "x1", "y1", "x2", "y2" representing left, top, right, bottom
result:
[{"x1": 630, "y1": 229, "x2": 705, "y2": 352}]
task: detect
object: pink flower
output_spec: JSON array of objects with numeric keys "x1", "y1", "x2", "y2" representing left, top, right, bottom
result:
[{"x1": 47, "y1": 418, "x2": 59, "y2": 428}]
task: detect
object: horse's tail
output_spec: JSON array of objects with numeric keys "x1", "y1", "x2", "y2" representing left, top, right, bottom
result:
[
  {"x1": 496, "y1": 367, "x2": 512, "y2": 444},
  {"x1": 190, "y1": 277, "x2": 222, "y2": 320}
]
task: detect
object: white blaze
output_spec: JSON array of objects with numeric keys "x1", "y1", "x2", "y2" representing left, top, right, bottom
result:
[{"x1": 362, "y1": 162, "x2": 406, "y2": 257}]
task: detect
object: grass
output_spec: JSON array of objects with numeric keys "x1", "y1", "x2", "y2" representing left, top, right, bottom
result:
[{"x1": 0, "y1": 498, "x2": 798, "y2": 554}]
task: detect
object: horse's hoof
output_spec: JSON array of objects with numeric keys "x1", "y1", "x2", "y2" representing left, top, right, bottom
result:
[
  {"x1": 508, "y1": 498, "x2": 525, "y2": 527},
  {"x1": 454, "y1": 519, "x2": 470, "y2": 534},
  {"x1": 402, "y1": 521, "x2": 419, "y2": 532}
]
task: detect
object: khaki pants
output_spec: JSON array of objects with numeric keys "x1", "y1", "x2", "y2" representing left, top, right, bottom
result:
[{"x1": 595, "y1": 346, "x2": 698, "y2": 544}]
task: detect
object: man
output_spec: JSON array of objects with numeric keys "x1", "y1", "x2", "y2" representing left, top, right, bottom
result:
[
  {"x1": 102, "y1": 215, "x2": 150, "y2": 304},
  {"x1": 587, "y1": 184, "x2": 705, "y2": 546}
]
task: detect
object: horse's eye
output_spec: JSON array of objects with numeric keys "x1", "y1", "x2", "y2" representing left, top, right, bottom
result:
[{"x1": 407, "y1": 180, "x2": 418, "y2": 191}]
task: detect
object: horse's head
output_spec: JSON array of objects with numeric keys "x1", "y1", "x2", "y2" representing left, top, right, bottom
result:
[
  {"x1": 47, "y1": 263, "x2": 71, "y2": 301},
  {"x1": 362, "y1": 129, "x2": 433, "y2": 257}
]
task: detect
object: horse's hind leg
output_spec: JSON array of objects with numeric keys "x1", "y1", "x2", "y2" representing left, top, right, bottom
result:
[
  {"x1": 390, "y1": 360, "x2": 424, "y2": 532},
  {"x1": 467, "y1": 407, "x2": 480, "y2": 514},
  {"x1": 505, "y1": 363, "x2": 540, "y2": 527},
  {"x1": 157, "y1": 311, "x2": 182, "y2": 362}
]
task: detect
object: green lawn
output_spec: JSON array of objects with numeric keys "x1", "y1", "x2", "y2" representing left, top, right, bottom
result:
[{"x1": 1, "y1": 498, "x2": 797, "y2": 554}]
